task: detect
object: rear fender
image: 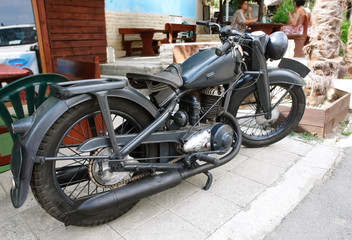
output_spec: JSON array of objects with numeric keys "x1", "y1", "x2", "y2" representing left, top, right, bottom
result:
[{"x1": 10, "y1": 88, "x2": 158, "y2": 208}]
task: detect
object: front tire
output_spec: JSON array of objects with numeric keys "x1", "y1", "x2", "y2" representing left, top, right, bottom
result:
[
  {"x1": 231, "y1": 83, "x2": 305, "y2": 147},
  {"x1": 30, "y1": 98, "x2": 157, "y2": 226}
]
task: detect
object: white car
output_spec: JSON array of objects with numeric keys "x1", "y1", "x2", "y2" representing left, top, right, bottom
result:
[{"x1": 0, "y1": 24, "x2": 39, "y2": 74}]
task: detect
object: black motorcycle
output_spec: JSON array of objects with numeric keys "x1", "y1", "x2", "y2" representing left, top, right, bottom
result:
[{"x1": 10, "y1": 21, "x2": 308, "y2": 226}]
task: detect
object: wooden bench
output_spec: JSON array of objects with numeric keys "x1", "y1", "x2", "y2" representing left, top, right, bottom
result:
[
  {"x1": 56, "y1": 56, "x2": 101, "y2": 80},
  {"x1": 163, "y1": 23, "x2": 197, "y2": 43},
  {"x1": 119, "y1": 28, "x2": 153, "y2": 56},
  {"x1": 286, "y1": 15, "x2": 309, "y2": 57}
]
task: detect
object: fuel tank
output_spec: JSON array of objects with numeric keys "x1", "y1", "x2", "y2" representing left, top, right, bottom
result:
[{"x1": 181, "y1": 47, "x2": 240, "y2": 89}]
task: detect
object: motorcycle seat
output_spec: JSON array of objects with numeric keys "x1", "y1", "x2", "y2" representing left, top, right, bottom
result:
[{"x1": 127, "y1": 63, "x2": 183, "y2": 89}]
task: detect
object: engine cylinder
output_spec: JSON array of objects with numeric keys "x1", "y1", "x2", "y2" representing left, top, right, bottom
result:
[{"x1": 201, "y1": 86, "x2": 224, "y2": 123}]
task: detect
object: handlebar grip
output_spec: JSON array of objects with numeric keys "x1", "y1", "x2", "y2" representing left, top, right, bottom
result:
[
  {"x1": 215, "y1": 41, "x2": 232, "y2": 56},
  {"x1": 196, "y1": 20, "x2": 209, "y2": 26}
]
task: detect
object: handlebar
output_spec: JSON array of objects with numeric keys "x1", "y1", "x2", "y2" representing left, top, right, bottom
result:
[
  {"x1": 215, "y1": 41, "x2": 232, "y2": 56},
  {"x1": 196, "y1": 20, "x2": 208, "y2": 26},
  {"x1": 196, "y1": 21, "x2": 252, "y2": 56},
  {"x1": 196, "y1": 20, "x2": 221, "y2": 31}
]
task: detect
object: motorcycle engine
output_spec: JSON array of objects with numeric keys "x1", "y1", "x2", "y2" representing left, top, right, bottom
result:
[
  {"x1": 182, "y1": 123, "x2": 233, "y2": 153},
  {"x1": 178, "y1": 86, "x2": 225, "y2": 127},
  {"x1": 200, "y1": 86, "x2": 225, "y2": 123}
]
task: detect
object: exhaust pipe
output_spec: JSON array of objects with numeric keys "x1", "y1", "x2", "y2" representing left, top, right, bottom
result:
[{"x1": 66, "y1": 171, "x2": 183, "y2": 225}]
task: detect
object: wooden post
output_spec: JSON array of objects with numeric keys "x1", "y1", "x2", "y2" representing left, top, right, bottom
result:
[
  {"x1": 31, "y1": 0, "x2": 53, "y2": 73},
  {"x1": 258, "y1": 0, "x2": 263, "y2": 23}
]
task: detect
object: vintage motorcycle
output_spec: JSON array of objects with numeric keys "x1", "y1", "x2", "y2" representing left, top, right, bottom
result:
[{"x1": 10, "y1": 21, "x2": 309, "y2": 226}]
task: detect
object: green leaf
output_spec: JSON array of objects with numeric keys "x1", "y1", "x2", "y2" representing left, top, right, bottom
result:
[{"x1": 272, "y1": 0, "x2": 294, "y2": 24}]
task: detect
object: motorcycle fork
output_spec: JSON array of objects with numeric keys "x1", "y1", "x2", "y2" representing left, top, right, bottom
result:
[{"x1": 251, "y1": 41, "x2": 271, "y2": 119}]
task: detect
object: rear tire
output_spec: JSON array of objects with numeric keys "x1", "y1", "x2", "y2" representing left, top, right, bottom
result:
[
  {"x1": 231, "y1": 83, "x2": 305, "y2": 147},
  {"x1": 30, "y1": 98, "x2": 157, "y2": 226}
]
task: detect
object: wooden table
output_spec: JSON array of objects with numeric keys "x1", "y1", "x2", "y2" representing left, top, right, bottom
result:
[
  {"x1": 0, "y1": 64, "x2": 31, "y2": 87},
  {"x1": 248, "y1": 23, "x2": 284, "y2": 35},
  {"x1": 119, "y1": 28, "x2": 163, "y2": 56},
  {"x1": 164, "y1": 23, "x2": 197, "y2": 43}
]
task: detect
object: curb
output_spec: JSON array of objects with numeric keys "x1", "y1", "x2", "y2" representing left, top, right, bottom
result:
[{"x1": 208, "y1": 143, "x2": 341, "y2": 240}]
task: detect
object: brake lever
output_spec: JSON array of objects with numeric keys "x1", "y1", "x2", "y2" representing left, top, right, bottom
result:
[{"x1": 231, "y1": 44, "x2": 238, "y2": 59}]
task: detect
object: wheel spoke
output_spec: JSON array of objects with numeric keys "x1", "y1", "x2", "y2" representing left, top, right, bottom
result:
[
  {"x1": 235, "y1": 84, "x2": 298, "y2": 141},
  {"x1": 52, "y1": 109, "x2": 154, "y2": 202}
]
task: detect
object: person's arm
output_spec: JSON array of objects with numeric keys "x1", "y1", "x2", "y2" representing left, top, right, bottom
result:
[
  {"x1": 242, "y1": 18, "x2": 257, "y2": 24},
  {"x1": 287, "y1": 12, "x2": 294, "y2": 25},
  {"x1": 290, "y1": 9, "x2": 305, "y2": 26},
  {"x1": 242, "y1": 8, "x2": 257, "y2": 24},
  {"x1": 248, "y1": 6, "x2": 253, "y2": 20}
]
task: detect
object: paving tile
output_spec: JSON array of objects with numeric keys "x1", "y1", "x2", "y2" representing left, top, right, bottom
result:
[
  {"x1": 0, "y1": 171, "x2": 38, "y2": 211},
  {"x1": 0, "y1": 184, "x2": 6, "y2": 201},
  {"x1": 239, "y1": 146, "x2": 264, "y2": 158},
  {"x1": 0, "y1": 170, "x2": 12, "y2": 193},
  {"x1": 20, "y1": 205, "x2": 62, "y2": 238},
  {"x1": 148, "y1": 181, "x2": 199, "y2": 209},
  {"x1": 218, "y1": 153, "x2": 248, "y2": 171},
  {"x1": 170, "y1": 190, "x2": 240, "y2": 235},
  {"x1": 0, "y1": 195, "x2": 19, "y2": 223},
  {"x1": 303, "y1": 144, "x2": 340, "y2": 169},
  {"x1": 271, "y1": 137, "x2": 314, "y2": 156},
  {"x1": 108, "y1": 199, "x2": 165, "y2": 236},
  {"x1": 209, "y1": 172, "x2": 266, "y2": 207},
  {"x1": 41, "y1": 223, "x2": 121, "y2": 240},
  {"x1": 231, "y1": 159, "x2": 285, "y2": 186},
  {"x1": 16, "y1": 189, "x2": 39, "y2": 213},
  {"x1": 0, "y1": 215, "x2": 36, "y2": 240},
  {"x1": 186, "y1": 167, "x2": 226, "y2": 189},
  {"x1": 252, "y1": 147, "x2": 300, "y2": 169},
  {"x1": 124, "y1": 211, "x2": 207, "y2": 240}
]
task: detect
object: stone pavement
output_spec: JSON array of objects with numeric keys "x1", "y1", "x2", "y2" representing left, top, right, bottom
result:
[{"x1": 0, "y1": 133, "x2": 347, "y2": 240}]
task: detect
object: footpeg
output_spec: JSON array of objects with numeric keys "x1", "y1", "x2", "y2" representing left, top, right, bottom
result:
[{"x1": 197, "y1": 153, "x2": 220, "y2": 166}]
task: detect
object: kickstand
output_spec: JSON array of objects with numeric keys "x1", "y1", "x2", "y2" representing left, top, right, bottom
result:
[{"x1": 202, "y1": 171, "x2": 213, "y2": 190}]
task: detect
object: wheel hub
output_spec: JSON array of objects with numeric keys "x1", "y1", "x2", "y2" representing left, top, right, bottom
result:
[
  {"x1": 88, "y1": 148, "x2": 138, "y2": 188},
  {"x1": 255, "y1": 106, "x2": 280, "y2": 128}
]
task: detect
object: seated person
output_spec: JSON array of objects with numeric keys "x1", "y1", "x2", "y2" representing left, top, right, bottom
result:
[
  {"x1": 281, "y1": 0, "x2": 307, "y2": 35},
  {"x1": 231, "y1": 0, "x2": 258, "y2": 33},
  {"x1": 304, "y1": 7, "x2": 312, "y2": 35}
]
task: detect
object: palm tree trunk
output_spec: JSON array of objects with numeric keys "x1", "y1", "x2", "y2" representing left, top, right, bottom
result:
[
  {"x1": 303, "y1": 0, "x2": 346, "y2": 106},
  {"x1": 344, "y1": 1, "x2": 352, "y2": 64}
]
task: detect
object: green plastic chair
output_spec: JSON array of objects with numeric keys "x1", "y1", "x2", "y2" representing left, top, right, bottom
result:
[{"x1": 0, "y1": 73, "x2": 69, "y2": 171}]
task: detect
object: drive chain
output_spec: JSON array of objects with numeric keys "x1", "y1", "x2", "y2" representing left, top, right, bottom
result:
[{"x1": 88, "y1": 156, "x2": 184, "y2": 189}]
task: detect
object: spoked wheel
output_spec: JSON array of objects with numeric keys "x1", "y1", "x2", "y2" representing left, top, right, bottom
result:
[
  {"x1": 232, "y1": 83, "x2": 305, "y2": 147},
  {"x1": 30, "y1": 98, "x2": 158, "y2": 226}
]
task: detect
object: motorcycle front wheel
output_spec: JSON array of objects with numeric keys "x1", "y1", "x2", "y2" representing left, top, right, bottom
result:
[
  {"x1": 231, "y1": 83, "x2": 305, "y2": 147},
  {"x1": 30, "y1": 98, "x2": 158, "y2": 226}
]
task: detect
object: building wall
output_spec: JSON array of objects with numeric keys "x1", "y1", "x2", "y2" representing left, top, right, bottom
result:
[
  {"x1": 105, "y1": 0, "x2": 204, "y2": 57},
  {"x1": 105, "y1": 0, "x2": 196, "y2": 18}
]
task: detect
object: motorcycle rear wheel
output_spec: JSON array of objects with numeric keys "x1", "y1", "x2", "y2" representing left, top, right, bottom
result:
[
  {"x1": 30, "y1": 98, "x2": 158, "y2": 226},
  {"x1": 232, "y1": 83, "x2": 305, "y2": 147}
]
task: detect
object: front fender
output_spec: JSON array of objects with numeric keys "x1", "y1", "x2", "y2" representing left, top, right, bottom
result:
[
  {"x1": 227, "y1": 68, "x2": 306, "y2": 114},
  {"x1": 10, "y1": 87, "x2": 158, "y2": 208},
  {"x1": 268, "y1": 67, "x2": 306, "y2": 86}
]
